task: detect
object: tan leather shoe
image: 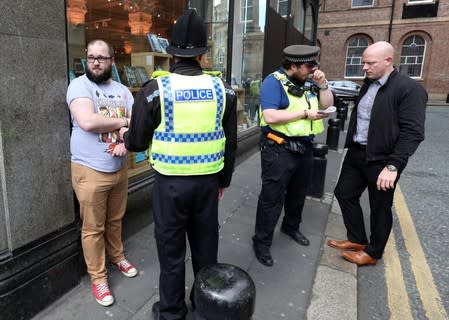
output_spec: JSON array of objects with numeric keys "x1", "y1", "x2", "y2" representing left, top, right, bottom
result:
[
  {"x1": 327, "y1": 239, "x2": 366, "y2": 251},
  {"x1": 341, "y1": 250, "x2": 377, "y2": 266}
]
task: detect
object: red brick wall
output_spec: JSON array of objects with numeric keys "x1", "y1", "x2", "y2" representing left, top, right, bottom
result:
[{"x1": 317, "y1": 0, "x2": 449, "y2": 99}]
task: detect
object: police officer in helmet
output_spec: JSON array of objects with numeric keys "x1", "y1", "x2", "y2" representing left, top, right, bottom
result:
[
  {"x1": 252, "y1": 45, "x2": 334, "y2": 267},
  {"x1": 121, "y1": 9, "x2": 237, "y2": 320}
]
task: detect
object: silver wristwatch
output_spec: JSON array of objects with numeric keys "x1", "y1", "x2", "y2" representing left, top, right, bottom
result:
[
  {"x1": 386, "y1": 164, "x2": 397, "y2": 172},
  {"x1": 317, "y1": 79, "x2": 329, "y2": 90}
]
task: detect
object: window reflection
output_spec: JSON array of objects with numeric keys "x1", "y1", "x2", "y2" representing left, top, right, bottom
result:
[
  {"x1": 66, "y1": 0, "x2": 317, "y2": 134},
  {"x1": 232, "y1": 0, "x2": 266, "y2": 131},
  {"x1": 67, "y1": 0, "x2": 185, "y2": 87},
  {"x1": 304, "y1": 3, "x2": 314, "y2": 41},
  {"x1": 292, "y1": 0, "x2": 305, "y2": 33},
  {"x1": 278, "y1": 0, "x2": 289, "y2": 17}
]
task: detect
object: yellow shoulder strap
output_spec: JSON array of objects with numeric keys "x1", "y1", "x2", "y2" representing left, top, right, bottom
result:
[
  {"x1": 203, "y1": 70, "x2": 222, "y2": 77},
  {"x1": 152, "y1": 70, "x2": 170, "y2": 78}
]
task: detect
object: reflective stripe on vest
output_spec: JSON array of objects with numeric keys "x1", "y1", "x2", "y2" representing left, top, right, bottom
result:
[
  {"x1": 151, "y1": 73, "x2": 226, "y2": 175},
  {"x1": 259, "y1": 71, "x2": 324, "y2": 137}
]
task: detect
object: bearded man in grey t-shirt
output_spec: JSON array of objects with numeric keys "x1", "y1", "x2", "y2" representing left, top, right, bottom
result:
[{"x1": 66, "y1": 39, "x2": 137, "y2": 307}]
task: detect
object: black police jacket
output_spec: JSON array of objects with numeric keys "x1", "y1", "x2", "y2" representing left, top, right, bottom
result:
[{"x1": 344, "y1": 69, "x2": 427, "y2": 172}]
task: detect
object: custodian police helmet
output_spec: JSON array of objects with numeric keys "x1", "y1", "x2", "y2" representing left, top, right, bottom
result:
[{"x1": 166, "y1": 9, "x2": 208, "y2": 58}]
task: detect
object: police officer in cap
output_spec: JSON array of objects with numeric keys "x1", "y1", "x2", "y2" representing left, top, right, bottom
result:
[
  {"x1": 252, "y1": 45, "x2": 334, "y2": 267},
  {"x1": 121, "y1": 9, "x2": 237, "y2": 320}
]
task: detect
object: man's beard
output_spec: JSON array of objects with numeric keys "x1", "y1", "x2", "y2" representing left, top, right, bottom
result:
[{"x1": 86, "y1": 65, "x2": 112, "y2": 84}]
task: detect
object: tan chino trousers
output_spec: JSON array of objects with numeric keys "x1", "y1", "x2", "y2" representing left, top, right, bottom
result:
[{"x1": 71, "y1": 163, "x2": 128, "y2": 284}]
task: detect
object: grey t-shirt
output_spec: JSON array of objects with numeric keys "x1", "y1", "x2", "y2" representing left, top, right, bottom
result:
[{"x1": 67, "y1": 74, "x2": 134, "y2": 173}]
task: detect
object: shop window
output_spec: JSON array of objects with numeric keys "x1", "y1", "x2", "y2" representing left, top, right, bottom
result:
[
  {"x1": 232, "y1": 0, "x2": 266, "y2": 131},
  {"x1": 345, "y1": 36, "x2": 369, "y2": 78},
  {"x1": 66, "y1": 1, "x2": 188, "y2": 177},
  {"x1": 352, "y1": 0, "x2": 374, "y2": 7},
  {"x1": 66, "y1": 0, "x2": 186, "y2": 87},
  {"x1": 399, "y1": 35, "x2": 425, "y2": 78}
]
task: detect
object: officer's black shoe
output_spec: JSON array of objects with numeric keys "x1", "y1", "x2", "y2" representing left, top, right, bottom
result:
[
  {"x1": 281, "y1": 227, "x2": 310, "y2": 246},
  {"x1": 252, "y1": 240, "x2": 274, "y2": 267},
  {"x1": 151, "y1": 301, "x2": 160, "y2": 320}
]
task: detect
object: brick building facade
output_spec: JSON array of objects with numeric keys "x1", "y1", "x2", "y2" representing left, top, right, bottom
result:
[{"x1": 317, "y1": 0, "x2": 449, "y2": 100}]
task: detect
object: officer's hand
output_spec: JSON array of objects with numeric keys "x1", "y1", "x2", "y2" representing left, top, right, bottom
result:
[
  {"x1": 311, "y1": 69, "x2": 326, "y2": 86},
  {"x1": 218, "y1": 187, "x2": 225, "y2": 200},
  {"x1": 307, "y1": 109, "x2": 329, "y2": 120}
]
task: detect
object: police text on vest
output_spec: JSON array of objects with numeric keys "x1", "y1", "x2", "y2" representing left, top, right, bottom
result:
[{"x1": 175, "y1": 89, "x2": 214, "y2": 102}]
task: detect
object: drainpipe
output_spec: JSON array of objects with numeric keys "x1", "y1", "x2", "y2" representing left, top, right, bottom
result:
[{"x1": 388, "y1": 0, "x2": 396, "y2": 43}]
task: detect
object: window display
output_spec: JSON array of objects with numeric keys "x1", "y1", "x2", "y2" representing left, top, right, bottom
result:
[{"x1": 66, "y1": 1, "x2": 186, "y2": 177}]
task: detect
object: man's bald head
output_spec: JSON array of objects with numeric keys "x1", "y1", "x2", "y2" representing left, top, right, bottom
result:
[
  {"x1": 365, "y1": 41, "x2": 394, "y2": 61},
  {"x1": 362, "y1": 41, "x2": 394, "y2": 80}
]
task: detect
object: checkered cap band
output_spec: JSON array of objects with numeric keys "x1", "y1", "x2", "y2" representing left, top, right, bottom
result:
[{"x1": 284, "y1": 54, "x2": 319, "y2": 64}]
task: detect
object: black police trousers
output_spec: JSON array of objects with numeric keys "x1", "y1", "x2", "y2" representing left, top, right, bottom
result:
[
  {"x1": 253, "y1": 136, "x2": 314, "y2": 249},
  {"x1": 152, "y1": 172, "x2": 220, "y2": 320}
]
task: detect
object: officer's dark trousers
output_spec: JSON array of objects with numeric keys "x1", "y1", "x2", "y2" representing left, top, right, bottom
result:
[
  {"x1": 334, "y1": 145, "x2": 398, "y2": 259},
  {"x1": 152, "y1": 172, "x2": 219, "y2": 320},
  {"x1": 254, "y1": 138, "x2": 313, "y2": 249}
]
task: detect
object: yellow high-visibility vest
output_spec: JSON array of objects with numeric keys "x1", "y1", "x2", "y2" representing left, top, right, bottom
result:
[
  {"x1": 259, "y1": 71, "x2": 324, "y2": 137},
  {"x1": 150, "y1": 73, "x2": 226, "y2": 175}
]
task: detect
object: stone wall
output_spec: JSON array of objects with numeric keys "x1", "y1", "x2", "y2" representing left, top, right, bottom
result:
[
  {"x1": 0, "y1": 0, "x2": 74, "y2": 251},
  {"x1": 0, "y1": 1, "x2": 81, "y2": 319}
]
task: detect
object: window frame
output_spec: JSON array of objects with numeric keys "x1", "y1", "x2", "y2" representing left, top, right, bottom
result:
[
  {"x1": 277, "y1": 0, "x2": 289, "y2": 17},
  {"x1": 399, "y1": 35, "x2": 426, "y2": 79},
  {"x1": 240, "y1": 0, "x2": 254, "y2": 23},
  {"x1": 344, "y1": 36, "x2": 370, "y2": 79},
  {"x1": 407, "y1": 0, "x2": 434, "y2": 4},
  {"x1": 351, "y1": 0, "x2": 375, "y2": 8}
]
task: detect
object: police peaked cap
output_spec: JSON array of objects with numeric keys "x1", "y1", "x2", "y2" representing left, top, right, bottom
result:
[
  {"x1": 283, "y1": 45, "x2": 320, "y2": 65},
  {"x1": 167, "y1": 9, "x2": 208, "y2": 58}
]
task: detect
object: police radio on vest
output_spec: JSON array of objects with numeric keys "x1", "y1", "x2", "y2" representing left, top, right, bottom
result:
[{"x1": 175, "y1": 89, "x2": 214, "y2": 102}]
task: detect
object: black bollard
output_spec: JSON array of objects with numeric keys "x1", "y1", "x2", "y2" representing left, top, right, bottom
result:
[
  {"x1": 336, "y1": 106, "x2": 346, "y2": 131},
  {"x1": 307, "y1": 143, "x2": 329, "y2": 198},
  {"x1": 326, "y1": 118, "x2": 341, "y2": 150},
  {"x1": 340, "y1": 101, "x2": 349, "y2": 121},
  {"x1": 335, "y1": 97, "x2": 343, "y2": 109},
  {"x1": 194, "y1": 263, "x2": 256, "y2": 320}
]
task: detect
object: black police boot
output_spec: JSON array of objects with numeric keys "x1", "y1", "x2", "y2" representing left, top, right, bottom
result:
[
  {"x1": 252, "y1": 237, "x2": 274, "y2": 266},
  {"x1": 152, "y1": 301, "x2": 160, "y2": 320},
  {"x1": 280, "y1": 226, "x2": 310, "y2": 246}
]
